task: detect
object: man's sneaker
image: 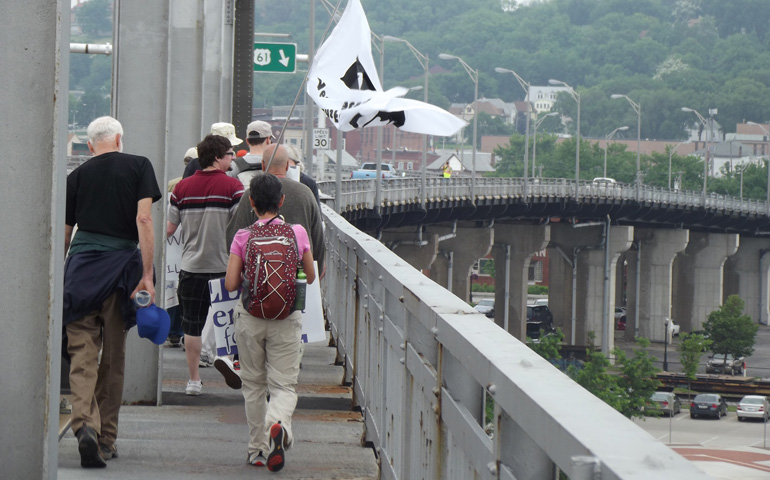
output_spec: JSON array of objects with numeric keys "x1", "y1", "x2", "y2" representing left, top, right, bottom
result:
[
  {"x1": 199, "y1": 353, "x2": 214, "y2": 367},
  {"x1": 233, "y1": 360, "x2": 240, "y2": 371},
  {"x1": 214, "y1": 357, "x2": 242, "y2": 389},
  {"x1": 76, "y1": 426, "x2": 106, "y2": 468},
  {"x1": 185, "y1": 380, "x2": 202, "y2": 396},
  {"x1": 248, "y1": 451, "x2": 267, "y2": 467},
  {"x1": 166, "y1": 335, "x2": 181, "y2": 348},
  {"x1": 267, "y1": 422, "x2": 286, "y2": 472},
  {"x1": 99, "y1": 443, "x2": 118, "y2": 460}
]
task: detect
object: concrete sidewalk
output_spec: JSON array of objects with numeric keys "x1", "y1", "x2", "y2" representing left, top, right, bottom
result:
[{"x1": 58, "y1": 340, "x2": 379, "y2": 479}]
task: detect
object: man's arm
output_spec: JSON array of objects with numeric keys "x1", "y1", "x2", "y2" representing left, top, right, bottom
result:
[
  {"x1": 134, "y1": 197, "x2": 156, "y2": 303},
  {"x1": 167, "y1": 221, "x2": 178, "y2": 237}
]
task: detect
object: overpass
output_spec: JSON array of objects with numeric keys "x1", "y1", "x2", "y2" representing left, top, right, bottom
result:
[
  {"x1": 0, "y1": 1, "x2": 756, "y2": 478},
  {"x1": 322, "y1": 177, "x2": 770, "y2": 358}
]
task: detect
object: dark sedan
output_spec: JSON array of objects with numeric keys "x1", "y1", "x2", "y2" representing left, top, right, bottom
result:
[{"x1": 690, "y1": 393, "x2": 728, "y2": 419}]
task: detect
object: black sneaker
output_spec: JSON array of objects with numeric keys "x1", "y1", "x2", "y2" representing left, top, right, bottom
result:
[
  {"x1": 267, "y1": 422, "x2": 286, "y2": 472},
  {"x1": 76, "y1": 426, "x2": 106, "y2": 468},
  {"x1": 99, "y1": 443, "x2": 118, "y2": 460}
]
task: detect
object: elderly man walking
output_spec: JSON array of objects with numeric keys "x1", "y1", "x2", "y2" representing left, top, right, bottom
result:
[{"x1": 64, "y1": 116, "x2": 162, "y2": 468}]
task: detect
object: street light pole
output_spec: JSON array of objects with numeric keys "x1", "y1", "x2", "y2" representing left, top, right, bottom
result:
[
  {"x1": 383, "y1": 36, "x2": 430, "y2": 208},
  {"x1": 663, "y1": 319, "x2": 669, "y2": 372},
  {"x1": 682, "y1": 107, "x2": 710, "y2": 203},
  {"x1": 611, "y1": 94, "x2": 641, "y2": 199},
  {"x1": 495, "y1": 67, "x2": 530, "y2": 198},
  {"x1": 603, "y1": 125, "x2": 629, "y2": 178},
  {"x1": 668, "y1": 141, "x2": 688, "y2": 190},
  {"x1": 748, "y1": 121, "x2": 770, "y2": 204},
  {"x1": 533, "y1": 112, "x2": 559, "y2": 177},
  {"x1": 550, "y1": 79, "x2": 580, "y2": 199},
  {"x1": 440, "y1": 53, "x2": 478, "y2": 203}
]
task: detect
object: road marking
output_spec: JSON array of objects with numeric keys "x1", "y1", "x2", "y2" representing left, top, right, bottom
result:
[{"x1": 701, "y1": 436, "x2": 719, "y2": 445}]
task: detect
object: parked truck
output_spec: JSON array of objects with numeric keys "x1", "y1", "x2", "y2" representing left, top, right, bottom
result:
[{"x1": 350, "y1": 162, "x2": 401, "y2": 179}]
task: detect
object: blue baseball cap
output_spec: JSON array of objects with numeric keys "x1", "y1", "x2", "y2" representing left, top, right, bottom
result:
[{"x1": 136, "y1": 304, "x2": 171, "y2": 345}]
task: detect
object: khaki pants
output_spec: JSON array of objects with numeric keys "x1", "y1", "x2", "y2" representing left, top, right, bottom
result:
[
  {"x1": 66, "y1": 291, "x2": 127, "y2": 447},
  {"x1": 235, "y1": 304, "x2": 302, "y2": 456}
]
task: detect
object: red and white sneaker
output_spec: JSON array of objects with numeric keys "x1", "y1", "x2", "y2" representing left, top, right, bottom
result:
[{"x1": 267, "y1": 422, "x2": 286, "y2": 472}]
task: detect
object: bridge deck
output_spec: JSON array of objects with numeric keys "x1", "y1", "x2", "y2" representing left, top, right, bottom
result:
[{"x1": 56, "y1": 340, "x2": 378, "y2": 479}]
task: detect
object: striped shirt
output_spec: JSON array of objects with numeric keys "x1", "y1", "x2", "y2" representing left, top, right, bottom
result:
[{"x1": 169, "y1": 169, "x2": 244, "y2": 273}]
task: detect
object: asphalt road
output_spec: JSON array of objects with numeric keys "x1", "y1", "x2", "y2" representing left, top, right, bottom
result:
[{"x1": 615, "y1": 323, "x2": 770, "y2": 379}]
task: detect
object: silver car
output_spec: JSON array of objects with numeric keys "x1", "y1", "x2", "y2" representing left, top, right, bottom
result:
[
  {"x1": 473, "y1": 298, "x2": 494, "y2": 315},
  {"x1": 737, "y1": 395, "x2": 770, "y2": 422}
]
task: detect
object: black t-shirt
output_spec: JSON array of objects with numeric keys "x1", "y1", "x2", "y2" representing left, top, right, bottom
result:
[
  {"x1": 183, "y1": 158, "x2": 202, "y2": 178},
  {"x1": 66, "y1": 152, "x2": 162, "y2": 241}
]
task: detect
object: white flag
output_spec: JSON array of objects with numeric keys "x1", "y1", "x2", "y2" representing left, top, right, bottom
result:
[{"x1": 307, "y1": 0, "x2": 466, "y2": 137}]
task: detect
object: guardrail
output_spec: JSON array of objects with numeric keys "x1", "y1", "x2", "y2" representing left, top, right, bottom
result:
[
  {"x1": 319, "y1": 177, "x2": 770, "y2": 217},
  {"x1": 320, "y1": 203, "x2": 708, "y2": 479}
]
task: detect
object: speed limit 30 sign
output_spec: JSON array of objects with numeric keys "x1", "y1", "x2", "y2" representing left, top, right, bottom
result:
[{"x1": 313, "y1": 128, "x2": 329, "y2": 149}]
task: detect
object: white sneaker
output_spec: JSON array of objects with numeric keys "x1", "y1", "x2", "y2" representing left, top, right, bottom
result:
[
  {"x1": 185, "y1": 380, "x2": 202, "y2": 396},
  {"x1": 198, "y1": 353, "x2": 214, "y2": 368},
  {"x1": 214, "y1": 356, "x2": 242, "y2": 390}
]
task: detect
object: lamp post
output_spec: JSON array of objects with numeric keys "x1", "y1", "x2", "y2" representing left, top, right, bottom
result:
[
  {"x1": 748, "y1": 121, "x2": 770, "y2": 204},
  {"x1": 668, "y1": 141, "x2": 688, "y2": 190},
  {"x1": 611, "y1": 94, "x2": 642, "y2": 199},
  {"x1": 603, "y1": 125, "x2": 629, "y2": 178},
  {"x1": 550, "y1": 79, "x2": 580, "y2": 199},
  {"x1": 440, "y1": 53, "x2": 478, "y2": 202},
  {"x1": 663, "y1": 319, "x2": 670, "y2": 372},
  {"x1": 370, "y1": 32, "x2": 385, "y2": 213},
  {"x1": 383, "y1": 36, "x2": 429, "y2": 207},
  {"x1": 682, "y1": 107, "x2": 710, "y2": 202},
  {"x1": 495, "y1": 67, "x2": 531, "y2": 197},
  {"x1": 533, "y1": 112, "x2": 559, "y2": 177}
]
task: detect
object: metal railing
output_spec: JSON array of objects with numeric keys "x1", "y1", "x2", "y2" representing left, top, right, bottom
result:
[
  {"x1": 320, "y1": 203, "x2": 709, "y2": 479},
  {"x1": 319, "y1": 177, "x2": 770, "y2": 217}
]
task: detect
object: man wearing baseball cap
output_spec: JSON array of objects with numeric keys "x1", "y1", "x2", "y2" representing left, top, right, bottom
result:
[{"x1": 230, "y1": 120, "x2": 274, "y2": 188}]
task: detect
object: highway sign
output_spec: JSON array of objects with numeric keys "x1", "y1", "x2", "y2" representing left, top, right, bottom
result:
[
  {"x1": 253, "y1": 42, "x2": 296, "y2": 73},
  {"x1": 313, "y1": 128, "x2": 330, "y2": 149}
]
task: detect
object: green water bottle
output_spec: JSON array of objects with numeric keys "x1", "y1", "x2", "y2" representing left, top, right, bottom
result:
[{"x1": 294, "y1": 266, "x2": 307, "y2": 311}]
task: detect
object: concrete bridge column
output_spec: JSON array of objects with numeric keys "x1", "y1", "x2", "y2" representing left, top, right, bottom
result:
[
  {"x1": 491, "y1": 225, "x2": 550, "y2": 340},
  {"x1": 381, "y1": 227, "x2": 439, "y2": 272},
  {"x1": 582, "y1": 225, "x2": 633, "y2": 355},
  {"x1": 724, "y1": 237, "x2": 770, "y2": 325},
  {"x1": 428, "y1": 224, "x2": 493, "y2": 302},
  {"x1": 627, "y1": 229, "x2": 689, "y2": 343},
  {"x1": 672, "y1": 232, "x2": 739, "y2": 332},
  {"x1": 548, "y1": 224, "x2": 603, "y2": 345},
  {"x1": 1, "y1": 2, "x2": 68, "y2": 476}
]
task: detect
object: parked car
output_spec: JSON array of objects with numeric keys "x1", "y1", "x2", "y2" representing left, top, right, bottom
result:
[
  {"x1": 533, "y1": 298, "x2": 548, "y2": 306},
  {"x1": 350, "y1": 162, "x2": 402, "y2": 179},
  {"x1": 706, "y1": 353, "x2": 745, "y2": 375},
  {"x1": 737, "y1": 395, "x2": 770, "y2": 422},
  {"x1": 690, "y1": 393, "x2": 728, "y2": 419},
  {"x1": 473, "y1": 298, "x2": 494, "y2": 315},
  {"x1": 647, "y1": 391, "x2": 681, "y2": 417},
  {"x1": 527, "y1": 304, "x2": 554, "y2": 338}
]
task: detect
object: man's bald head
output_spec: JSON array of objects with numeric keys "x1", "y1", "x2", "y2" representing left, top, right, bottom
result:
[{"x1": 262, "y1": 144, "x2": 289, "y2": 175}]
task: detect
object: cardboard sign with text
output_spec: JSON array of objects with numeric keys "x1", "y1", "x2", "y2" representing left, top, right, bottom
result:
[{"x1": 208, "y1": 262, "x2": 325, "y2": 356}]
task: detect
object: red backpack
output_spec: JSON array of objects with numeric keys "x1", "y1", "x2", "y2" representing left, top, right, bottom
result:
[{"x1": 241, "y1": 218, "x2": 299, "y2": 320}]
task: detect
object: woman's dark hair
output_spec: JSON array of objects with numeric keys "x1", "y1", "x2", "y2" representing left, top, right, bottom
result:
[
  {"x1": 249, "y1": 173, "x2": 283, "y2": 215},
  {"x1": 197, "y1": 134, "x2": 231, "y2": 168}
]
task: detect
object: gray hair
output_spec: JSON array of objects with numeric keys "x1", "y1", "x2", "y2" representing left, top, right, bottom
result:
[
  {"x1": 285, "y1": 145, "x2": 304, "y2": 171},
  {"x1": 87, "y1": 116, "x2": 124, "y2": 144}
]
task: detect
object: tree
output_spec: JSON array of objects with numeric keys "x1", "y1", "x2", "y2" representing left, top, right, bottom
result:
[
  {"x1": 566, "y1": 333, "x2": 660, "y2": 419},
  {"x1": 704, "y1": 295, "x2": 758, "y2": 358},
  {"x1": 75, "y1": 0, "x2": 113, "y2": 38},
  {"x1": 528, "y1": 328, "x2": 564, "y2": 361},
  {"x1": 678, "y1": 332, "x2": 711, "y2": 380}
]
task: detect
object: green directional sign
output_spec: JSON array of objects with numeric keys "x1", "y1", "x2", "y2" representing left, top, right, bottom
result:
[{"x1": 253, "y1": 42, "x2": 296, "y2": 73}]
